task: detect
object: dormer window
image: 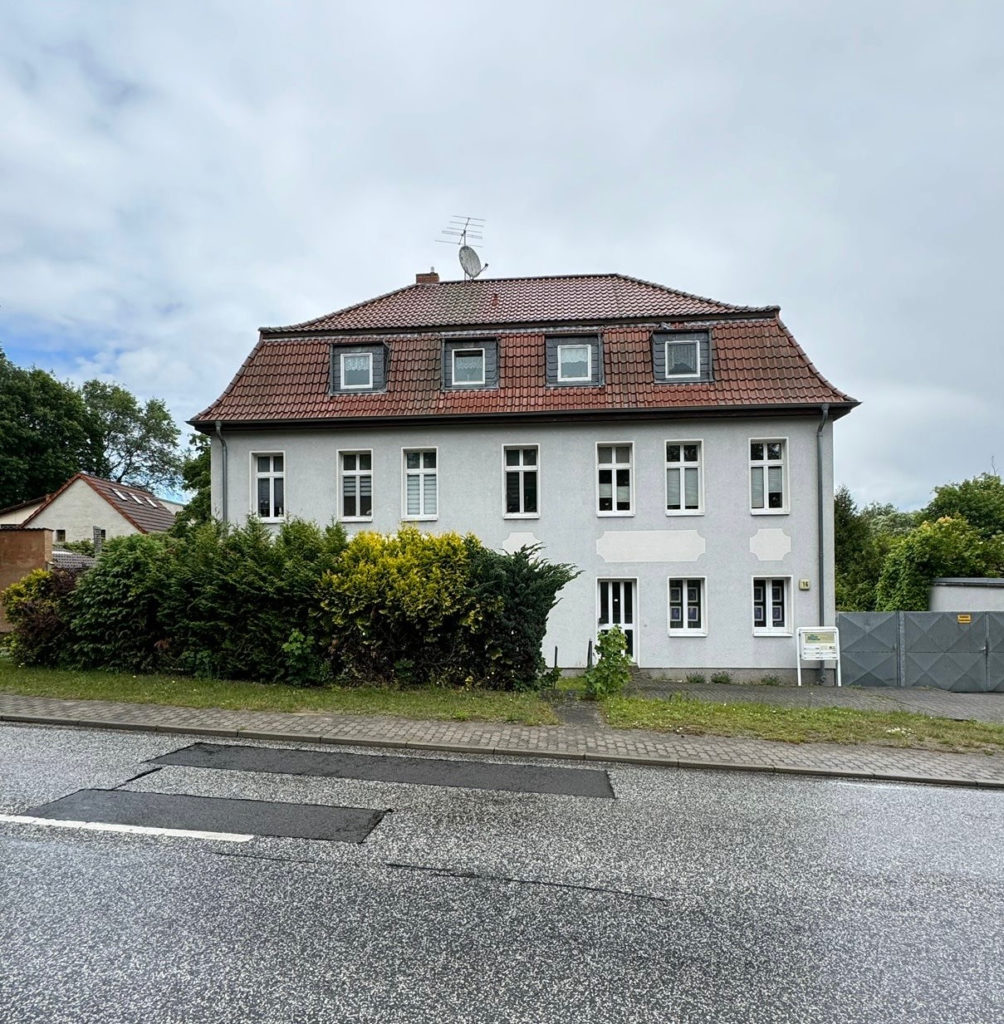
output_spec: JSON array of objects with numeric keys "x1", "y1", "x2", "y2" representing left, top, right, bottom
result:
[
  {"x1": 442, "y1": 339, "x2": 498, "y2": 389},
  {"x1": 452, "y1": 348, "x2": 485, "y2": 386},
  {"x1": 665, "y1": 339, "x2": 700, "y2": 379},
  {"x1": 331, "y1": 344, "x2": 386, "y2": 393},
  {"x1": 557, "y1": 344, "x2": 591, "y2": 382},
  {"x1": 341, "y1": 351, "x2": 373, "y2": 389},
  {"x1": 653, "y1": 330, "x2": 710, "y2": 383}
]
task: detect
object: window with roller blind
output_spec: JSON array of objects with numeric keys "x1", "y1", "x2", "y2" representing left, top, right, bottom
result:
[
  {"x1": 596, "y1": 443, "x2": 633, "y2": 515},
  {"x1": 403, "y1": 449, "x2": 437, "y2": 519},
  {"x1": 339, "y1": 451, "x2": 372, "y2": 520}
]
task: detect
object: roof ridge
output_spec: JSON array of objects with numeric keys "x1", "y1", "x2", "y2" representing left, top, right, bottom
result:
[{"x1": 263, "y1": 281, "x2": 423, "y2": 334}]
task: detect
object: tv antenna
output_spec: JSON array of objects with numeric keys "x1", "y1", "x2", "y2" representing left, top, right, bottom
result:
[{"x1": 438, "y1": 216, "x2": 488, "y2": 280}]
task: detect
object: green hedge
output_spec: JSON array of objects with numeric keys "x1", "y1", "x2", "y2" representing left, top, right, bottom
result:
[{"x1": 1, "y1": 520, "x2": 577, "y2": 691}]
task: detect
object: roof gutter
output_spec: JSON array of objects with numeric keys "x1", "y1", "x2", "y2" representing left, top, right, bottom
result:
[
  {"x1": 816, "y1": 403, "x2": 830, "y2": 627},
  {"x1": 214, "y1": 420, "x2": 228, "y2": 523}
]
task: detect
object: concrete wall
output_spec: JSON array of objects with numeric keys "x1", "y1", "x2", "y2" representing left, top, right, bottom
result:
[
  {"x1": 27, "y1": 479, "x2": 134, "y2": 544},
  {"x1": 0, "y1": 528, "x2": 52, "y2": 631},
  {"x1": 211, "y1": 414, "x2": 835, "y2": 674},
  {"x1": 929, "y1": 581, "x2": 1004, "y2": 612}
]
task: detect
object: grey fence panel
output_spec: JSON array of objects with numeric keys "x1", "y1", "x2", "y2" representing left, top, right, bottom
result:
[
  {"x1": 902, "y1": 612, "x2": 987, "y2": 691},
  {"x1": 987, "y1": 614, "x2": 1004, "y2": 693},
  {"x1": 836, "y1": 613, "x2": 899, "y2": 687}
]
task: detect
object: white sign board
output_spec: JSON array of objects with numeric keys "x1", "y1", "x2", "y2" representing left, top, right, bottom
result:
[{"x1": 795, "y1": 627, "x2": 841, "y2": 687}]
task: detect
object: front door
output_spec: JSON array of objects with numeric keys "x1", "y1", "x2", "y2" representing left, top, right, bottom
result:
[{"x1": 598, "y1": 579, "x2": 636, "y2": 661}]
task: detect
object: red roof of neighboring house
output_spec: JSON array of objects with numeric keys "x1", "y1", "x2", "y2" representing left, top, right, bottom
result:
[
  {"x1": 22, "y1": 474, "x2": 176, "y2": 534},
  {"x1": 193, "y1": 273, "x2": 855, "y2": 427}
]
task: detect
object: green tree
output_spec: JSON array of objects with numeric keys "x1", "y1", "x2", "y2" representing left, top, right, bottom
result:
[
  {"x1": 170, "y1": 434, "x2": 212, "y2": 537},
  {"x1": 920, "y1": 473, "x2": 1004, "y2": 541},
  {"x1": 874, "y1": 516, "x2": 1004, "y2": 611},
  {"x1": 81, "y1": 380, "x2": 183, "y2": 490},
  {"x1": 0, "y1": 348, "x2": 101, "y2": 507}
]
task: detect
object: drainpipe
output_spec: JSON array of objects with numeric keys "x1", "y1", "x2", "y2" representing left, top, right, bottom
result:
[
  {"x1": 816, "y1": 403, "x2": 830, "y2": 626},
  {"x1": 214, "y1": 420, "x2": 228, "y2": 523}
]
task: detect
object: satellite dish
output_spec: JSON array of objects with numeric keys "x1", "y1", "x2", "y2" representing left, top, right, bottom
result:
[{"x1": 458, "y1": 244, "x2": 483, "y2": 279}]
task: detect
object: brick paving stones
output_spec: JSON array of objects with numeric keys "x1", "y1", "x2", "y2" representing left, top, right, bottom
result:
[{"x1": 3, "y1": 687, "x2": 1004, "y2": 788}]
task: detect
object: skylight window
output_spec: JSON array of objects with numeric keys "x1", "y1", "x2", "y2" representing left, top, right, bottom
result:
[
  {"x1": 113, "y1": 488, "x2": 128, "y2": 500},
  {"x1": 146, "y1": 497, "x2": 158, "y2": 507},
  {"x1": 131, "y1": 494, "x2": 144, "y2": 504}
]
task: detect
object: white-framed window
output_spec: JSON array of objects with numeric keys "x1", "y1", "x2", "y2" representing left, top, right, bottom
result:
[
  {"x1": 504, "y1": 445, "x2": 539, "y2": 517},
  {"x1": 750, "y1": 439, "x2": 787, "y2": 512},
  {"x1": 452, "y1": 348, "x2": 485, "y2": 386},
  {"x1": 253, "y1": 453, "x2": 285, "y2": 519},
  {"x1": 557, "y1": 343, "x2": 592, "y2": 382},
  {"x1": 403, "y1": 449, "x2": 437, "y2": 519},
  {"x1": 665, "y1": 441, "x2": 702, "y2": 514},
  {"x1": 340, "y1": 351, "x2": 373, "y2": 390},
  {"x1": 665, "y1": 339, "x2": 700, "y2": 379},
  {"x1": 753, "y1": 577, "x2": 791, "y2": 634},
  {"x1": 596, "y1": 444, "x2": 633, "y2": 515},
  {"x1": 668, "y1": 578, "x2": 706, "y2": 635},
  {"x1": 340, "y1": 451, "x2": 372, "y2": 520}
]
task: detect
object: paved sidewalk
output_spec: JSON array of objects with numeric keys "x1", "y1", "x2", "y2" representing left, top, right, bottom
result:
[{"x1": 2, "y1": 690, "x2": 1003, "y2": 789}]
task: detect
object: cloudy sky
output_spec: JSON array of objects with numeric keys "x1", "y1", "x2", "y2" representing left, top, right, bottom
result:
[{"x1": 2, "y1": 1, "x2": 1000, "y2": 508}]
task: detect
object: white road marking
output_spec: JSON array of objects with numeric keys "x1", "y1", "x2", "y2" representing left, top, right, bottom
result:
[{"x1": 0, "y1": 813, "x2": 254, "y2": 842}]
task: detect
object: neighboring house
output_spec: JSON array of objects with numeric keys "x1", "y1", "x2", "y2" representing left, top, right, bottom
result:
[
  {"x1": 0, "y1": 473, "x2": 176, "y2": 545},
  {"x1": 191, "y1": 271, "x2": 857, "y2": 675}
]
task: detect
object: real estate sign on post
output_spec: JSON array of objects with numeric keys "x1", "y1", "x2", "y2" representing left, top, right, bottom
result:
[{"x1": 796, "y1": 627, "x2": 841, "y2": 687}]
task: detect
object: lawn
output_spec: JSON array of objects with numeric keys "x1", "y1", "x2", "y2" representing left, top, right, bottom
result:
[
  {"x1": 0, "y1": 657, "x2": 559, "y2": 726},
  {"x1": 602, "y1": 692, "x2": 1004, "y2": 753}
]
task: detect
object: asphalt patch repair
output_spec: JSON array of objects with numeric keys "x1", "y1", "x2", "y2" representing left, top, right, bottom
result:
[
  {"x1": 24, "y1": 789, "x2": 385, "y2": 842},
  {"x1": 149, "y1": 742, "x2": 615, "y2": 798}
]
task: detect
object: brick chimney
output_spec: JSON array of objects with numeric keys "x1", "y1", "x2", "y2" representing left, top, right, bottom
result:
[{"x1": 415, "y1": 268, "x2": 439, "y2": 285}]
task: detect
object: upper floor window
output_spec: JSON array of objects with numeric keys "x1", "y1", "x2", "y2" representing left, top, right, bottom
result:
[
  {"x1": 546, "y1": 335, "x2": 601, "y2": 386},
  {"x1": 750, "y1": 439, "x2": 787, "y2": 512},
  {"x1": 443, "y1": 339, "x2": 498, "y2": 389},
  {"x1": 340, "y1": 351, "x2": 373, "y2": 390},
  {"x1": 340, "y1": 451, "x2": 372, "y2": 520},
  {"x1": 666, "y1": 441, "x2": 702, "y2": 514},
  {"x1": 665, "y1": 339, "x2": 700, "y2": 378},
  {"x1": 404, "y1": 449, "x2": 437, "y2": 519},
  {"x1": 330, "y1": 344, "x2": 385, "y2": 393},
  {"x1": 453, "y1": 348, "x2": 485, "y2": 386},
  {"x1": 504, "y1": 446, "x2": 538, "y2": 517},
  {"x1": 597, "y1": 444, "x2": 633, "y2": 515},
  {"x1": 558, "y1": 344, "x2": 591, "y2": 382},
  {"x1": 254, "y1": 453, "x2": 284, "y2": 520},
  {"x1": 653, "y1": 330, "x2": 710, "y2": 383}
]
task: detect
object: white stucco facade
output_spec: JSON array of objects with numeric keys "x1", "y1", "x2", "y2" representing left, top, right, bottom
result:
[
  {"x1": 210, "y1": 414, "x2": 836, "y2": 675},
  {"x1": 9, "y1": 480, "x2": 136, "y2": 544}
]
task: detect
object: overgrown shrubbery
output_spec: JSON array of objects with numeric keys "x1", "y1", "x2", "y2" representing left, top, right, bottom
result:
[
  {"x1": 583, "y1": 626, "x2": 632, "y2": 699},
  {"x1": 1, "y1": 520, "x2": 577, "y2": 691}
]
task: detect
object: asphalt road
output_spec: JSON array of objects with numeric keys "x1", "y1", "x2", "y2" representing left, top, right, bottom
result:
[{"x1": 1, "y1": 722, "x2": 1002, "y2": 1024}]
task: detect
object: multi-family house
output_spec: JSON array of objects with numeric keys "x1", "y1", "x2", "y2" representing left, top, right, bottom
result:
[{"x1": 191, "y1": 271, "x2": 856, "y2": 676}]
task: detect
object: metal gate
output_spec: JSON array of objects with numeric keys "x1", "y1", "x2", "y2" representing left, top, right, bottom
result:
[{"x1": 837, "y1": 612, "x2": 1004, "y2": 692}]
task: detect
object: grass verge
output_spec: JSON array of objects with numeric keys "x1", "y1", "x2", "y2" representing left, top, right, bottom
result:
[
  {"x1": 602, "y1": 693, "x2": 1004, "y2": 753},
  {"x1": 0, "y1": 658, "x2": 559, "y2": 726}
]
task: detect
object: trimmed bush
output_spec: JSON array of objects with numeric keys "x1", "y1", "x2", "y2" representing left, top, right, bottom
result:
[{"x1": 319, "y1": 527, "x2": 577, "y2": 690}]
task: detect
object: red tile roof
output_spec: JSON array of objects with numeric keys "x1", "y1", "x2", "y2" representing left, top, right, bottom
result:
[
  {"x1": 23, "y1": 474, "x2": 177, "y2": 534},
  {"x1": 263, "y1": 273, "x2": 772, "y2": 333},
  {"x1": 194, "y1": 274, "x2": 855, "y2": 427}
]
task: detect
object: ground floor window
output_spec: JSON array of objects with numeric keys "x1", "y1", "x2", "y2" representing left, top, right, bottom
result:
[
  {"x1": 668, "y1": 578, "x2": 705, "y2": 635},
  {"x1": 753, "y1": 577, "x2": 790, "y2": 634}
]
